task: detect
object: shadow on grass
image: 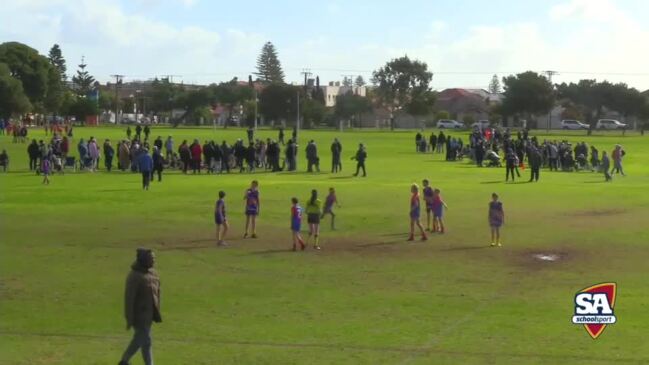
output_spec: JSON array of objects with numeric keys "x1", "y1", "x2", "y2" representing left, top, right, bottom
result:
[
  {"x1": 356, "y1": 239, "x2": 403, "y2": 248},
  {"x1": 329, "y1": 175, "x2": 355, "y2": 180},
  {"x1": 480, "y1": 180, "x2": 502, "y2": 184},
  {"x1": 583, "y1": 180, "x2": 608, "y2": 184}
]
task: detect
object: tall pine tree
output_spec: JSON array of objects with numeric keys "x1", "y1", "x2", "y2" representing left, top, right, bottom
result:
[
  {"x1": 488, "y1": 74, "x2": 501, "y2": 94},
  {"x1": 48, "y1": 44, "x2": 67, "y2": 82},
  {"x1": 254, "y1": 42, "x2": 285, "y2": 83},
  {"x1": 72, "y1": 56, "x2": 95, "y2": 96}
]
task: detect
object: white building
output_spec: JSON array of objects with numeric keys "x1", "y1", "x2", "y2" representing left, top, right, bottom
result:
[{"x1": 321, "y1": 81, "x2": 367, "y2": 107}]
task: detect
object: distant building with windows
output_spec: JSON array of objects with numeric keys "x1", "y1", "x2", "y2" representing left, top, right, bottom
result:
[{"x1": 321, "y1": 81, "x2": 367, "y2": 107}]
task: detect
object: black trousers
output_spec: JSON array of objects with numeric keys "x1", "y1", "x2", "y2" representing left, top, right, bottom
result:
[
  {"x1": 506, "y1": 166, "x2": 516, "y2": 181},
  {"x1": 29, "y1": 157, "x2": 38, "y2": 170},
  {"x1": 332, "y1": 157, "x2": 341, "y2": 173},
  {"x1": 153, "y1": 168, "x2": 162, "y2": 181},
  {"x1": 105, "y1": 156, "x2": 113, "y2": 171},
  {"x1": 142, "y1": 171, "x2": 150, "y2": 189},
  {"x1": 530, "y1": 166, "x2": 539, "y2": 181},
  {"x1": 355, "y1": 161, "x2": 366, "y2": 176}
]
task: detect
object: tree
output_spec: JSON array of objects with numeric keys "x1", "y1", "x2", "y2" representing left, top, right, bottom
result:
[
  {"x1": 488, "y1": 74, "x2": 501, "y2": 94},
  {"x1": 501, "y1": 71, "x2": 555, "y2": 122},
  {"x1": 0, "y1": 42, "x2": 52, "y2": 108},
  {"x1": 0, "y1": 62, "x2": 32, "y2": 118},
  {"x1": 335, "y1": 92, "x2": 372, "y2": 128},
  {"x1": 405, "y1": 90, "x2": 436, "y2": 117},
  {"x1": 259, "y1": 83, "x2": 299, "y2": 123},
  {"x1": 213, "y1": 79, "x2": 254, "y2": 119},
  {"x1": 372, "y1": 55, "x2": 433, "y2": 128},
  {"x1": 71, "y1": 57, "x2": 96, "y2": 97},
  {"x1": 149, "y1": 78, "x2": 180, "y2": 114},
  {"x1": 48, "y1": 44, "x2": 67, "y2": 81},
  {"x1": 301, "y1": 98, "x2": 327, "y2": 128},
  {"x1": 354, "y1": 75, "x2": 366, "y2": 87},
  {"x1": 44, "y1": 66, "x2": 64, "y2": 115},
  {"x1": 67, "y1": 96, "x2": 98, "y2": 121},
  {"x1": 254, "y1": 42, "x2": 285, "y2": 83},
  {"x1": 313, "y1": 76, "x2": 325, "y2": 104},
  {"x1": 342, "y1": 76, "x2": 353, "y2": 87}
]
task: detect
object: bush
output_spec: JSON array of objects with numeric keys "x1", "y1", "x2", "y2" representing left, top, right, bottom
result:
[
  {"x1": 435, "y1": 110, "x2": 450, "y2": 120},
  {"x1": 462, "y1": 115, "x2": 475, "y2": 125}
]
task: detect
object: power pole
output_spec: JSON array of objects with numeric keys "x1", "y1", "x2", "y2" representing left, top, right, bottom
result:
[
  {"x1": 341, "y1": 74, "x2": 355, "y2": 92},
  {"x1": 159, "y1": 74, "x2": 181, "y2": 83},
  {"x1": 110, "y1": 74, "x2": 124, "y2": 124},
  {"x1": 300, "y1": 68, "x2": 312, "y2": 93},
  {"x1": 544, "y1": 70, "x2": 559, "y2": 132}
]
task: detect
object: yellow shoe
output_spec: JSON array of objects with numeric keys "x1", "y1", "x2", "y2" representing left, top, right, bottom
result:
[
  {"x1": 490, "y1": 242, "x2": 496, "y2": 247},
  {"x1": 497, "y1": 242, "x2": 502, "y2": 247}
]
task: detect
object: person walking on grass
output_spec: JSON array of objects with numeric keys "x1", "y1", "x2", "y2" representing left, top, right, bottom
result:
[
  {"x1": 215, "y1": 191, "x2": 229, "y2": 246},
  {"x1": 88, "y1": 137, "x2": 99, "y2": 172},
  {"x1": 611, "y1": 144, "x2": 625, "y2": 177},
  {"x1": 321, "y1": 187, "x2": 340, "y2": 230},
  {"x1": 0, "y1": 149, "x2": 9, "y2": 172},
  {"x1": 104, "y1": 139, "x2": 115, "y2": 172},
  {"x1": 408, "y1": 184, "x2": 428, "y2": 241},
  {"x1": 489, "y1": 193, "x2": 504, "y2": 247},
  {"x1": 601, "y1": 151, "x2": 612, "y2": 181},
  {"x1": 152, "y1": 146, "x2": 164, "y2": 182},
  {"x1": 243, "y1": 180, "x2": 260, "y2": 238},
  {"x1": 305, "y1": 189, "x2": 322, "y2": 250},
  {"x1": 164, "y1": 136, "x2": 174, "y2": 161},
  {"x1": 137, "y1": 148, "x2": 153, "y2": 190},
  {"x1": 41, "y1": 157, "x2": 51, "y2": 185},
  {"x1": 331, "y1": 138, "x2": 342, "y2": 173},
  {"x1": 126, "y1": 126, "x2": 132, "y2": 140},
  {"x1": 352, "y1": 143, "x2": 367, "y2": 177},
  {"x1": 291, "y1": 197, "x2": 305, "y2": 251},
  {"x1": 118, "y1": 248, "x2": 161, "y2": 365},
  {"x1": 422, "y1": 179, "x2": 435, "y2": 231},
  {"x1": 431, "y1": 188, "x2": 448, "y2": 233}
]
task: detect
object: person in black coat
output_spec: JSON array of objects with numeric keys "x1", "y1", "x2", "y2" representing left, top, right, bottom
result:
[
  {"x1": 27, "y1": 139, "x2": 40, "y2": 170},
  {"x1": 278, "y1": 128, "x2": 285, "y2": 145},
  {"x1": 352, "y1": 143, "x2": 367, "y2": 177},
  {"x1": 202, "y1": 141, "x2": 213, "y2": 173},
  {"x1": 331, "y1": 138, "x2": 342, "y2": 173},
  {"x1": 528, "y1": 145, "x2": 542, "y2": 182},
  {"x1": 143, "y1": 125, "x2": 151, "y2": 141},
  {"x1": 153, "y1": 136, "x2": 163, "y2": 151},
  {"x1": 505, "y1": 148, "x2": 517, "y2": 182},
  {"x1": 429, "y1": 133, "x2": 437, "y2": 153},
  {"x1": 437, "y1": 131, "x2": 446, "y2": 153},
  {"x1": 104, "y1": 139, "x2": 115, "y2": 172},
  {"x1": 135, "y1": 125, "x2": 142, "y2": 139},
  {"x1": 220, "y1": 141, "x2": 231, "y2": 173},
  {"x1": 152, "y1": 146, "x2": 164, "y2": 182},
  {"x1": 246, "y1": 143, "x2": 256, "y2": 172},
  {"x1": 286, "y1": 139, "x2": 297, "y2": 171},
  {"x1": 305, "y1": 140, "x2": 320, "y2": 172}
]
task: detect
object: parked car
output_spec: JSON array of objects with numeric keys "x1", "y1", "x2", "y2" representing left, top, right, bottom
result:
[
  {"x1": 561, "y1": 119, "x2": 589, "y2": 130},
  {"x1": 596, "y1": 119, "x2": 627, "y2": 130},
  {"x1": 471, "y1": 120, "x2": 490, "y2": 129},
  {"x1": 437, "y1": 119, "x2": 464, "y2": 129}
]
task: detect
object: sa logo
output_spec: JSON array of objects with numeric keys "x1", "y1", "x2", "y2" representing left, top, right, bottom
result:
[{"x1": 571, "y1": 283, "x2": 617, "y2": 339}]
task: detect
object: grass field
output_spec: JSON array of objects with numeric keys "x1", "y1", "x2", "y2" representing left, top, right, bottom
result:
[{"x1": 1, "y1": 126, "x2": 648, "y2": 364}]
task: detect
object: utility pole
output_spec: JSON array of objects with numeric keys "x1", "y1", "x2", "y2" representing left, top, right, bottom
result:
[
  {"x1": 110, "y1": 74, "x2": 124, "y2": 124},
  {"x1": 300, "y1": 68, "x2": 312, "y2": 94},
  {"x1": 544, "y1": 70, "x2": 559, "y2": 132},
  {"x1": 296, "y1": 90, "x2": 300, "y2": 135},
  {"x1": 341, "y1": 74, "x2": 355, "y2": 92},
  {"x1": 159, "y1": 74, "x2": 182, "y2": 83},
  {"x1": 254, "y1": 89, "x2": 258, "y2": 131}
]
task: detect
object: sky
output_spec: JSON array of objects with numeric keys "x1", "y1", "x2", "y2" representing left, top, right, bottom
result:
[{"x1": 2, "y1": 0, "x2": 649, "y2": 91}]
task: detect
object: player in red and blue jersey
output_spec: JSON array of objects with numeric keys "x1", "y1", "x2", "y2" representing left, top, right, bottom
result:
[
  {"x1": 422, "y1": 179, "x2": 434, "y2": 231},
  {"x1": 243, "y1": 180, "x2": 260, "y2": 238},
  {"x1": 291, "y1": 197, "x2": 305, "y2": 251},
  {"x1": 432, "y1": 188, "x2": 448, "y2": 233},
  {"x1": 409, "y1": 184, "x2": 427, "y2": 241},
  {"x1": 214, "y1": 191, "x2": 228, "y2": 246}
]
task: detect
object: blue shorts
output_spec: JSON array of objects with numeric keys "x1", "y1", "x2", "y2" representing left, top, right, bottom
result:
[
  {"x1": 246, "y1": 205, "x2": 258, "y2": 216},
  {"x1": 433, "y1": 207, "x2": 443, "y2": 218},
  {"x1": 291, "y1": 221, "x2": 301, "y2": 232},
  {"x1": 410, "y1": 207, "x2": 420, "y2": 219},
  {"x1": 215, "y1": 213, "x2": 225, "y2": 225}
]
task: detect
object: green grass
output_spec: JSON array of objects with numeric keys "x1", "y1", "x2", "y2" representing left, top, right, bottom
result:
[{"x1": 1, "y1": 126, "x2": 648, "y2": 364}]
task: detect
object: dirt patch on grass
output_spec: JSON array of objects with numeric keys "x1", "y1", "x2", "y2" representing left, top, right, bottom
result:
[
  {"x1": 506, "y1": 247, "x2": 583, "y2": 271},
  {"x1": 568, "y1": 208, "x2": 626, "y2": 217}
]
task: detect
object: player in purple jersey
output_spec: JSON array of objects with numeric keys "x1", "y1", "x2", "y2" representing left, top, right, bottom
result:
[
  {"x1": 243, "y1": 180, "x2": 260, "y2": 238},
  {"x1": 320, "y1": 187, "x2": 340, "y2": 230},
  {"x1": 408, "y1": 184, "x2": 427, "y2": 241},
  {"x1": 291, "y1": 197, "x2": 305, "y2": 251},
  {"x1": 215, "y1": 191, "x2": 229, "y2": 246},
  {"x1": 422, "y1": 179, "x2": 434, "y2": 232},
  {"x1": 488, "y1": 193, "x2": 504, "y2": 247}
]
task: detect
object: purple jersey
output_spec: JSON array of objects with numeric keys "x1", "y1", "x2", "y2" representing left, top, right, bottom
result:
[
  {"x1": 246, "y1": 189, "x2": 259, "y2": 207},
  {"x1": 216, "y1": 199, "x2": 226, "y2": 218},
  {"x1": 423, "y1": 187, "x2": 434, "y2": 206},
  {"x1": 324, "y1": 193, "x2": 336, "y2": 210}
]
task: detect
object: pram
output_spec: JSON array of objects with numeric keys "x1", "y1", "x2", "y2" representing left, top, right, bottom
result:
[
  {"x1": 64, "y1": 156, "x2": 76, "y2": 171},
  {"x1": 485, "y1": 150, "x2": 502, "y2": 167},
  {"x1": 575, "y1": 153, "x2": 589, "y2": 171}
]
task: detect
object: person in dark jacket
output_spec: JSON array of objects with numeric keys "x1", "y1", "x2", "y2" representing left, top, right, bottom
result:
[
  {"x1": 189, "y1": 139, "x2": 202, "y2": 174},
  {"x1": 143, "y1": 125, "x2": 150, "y2": 140},
  {"x1": 505, "y1": 148, "x2": 517, "y2": 182},
  {"x1": 331, "y1": 138, "x2": 342, "y2": 173},
  {"x1": 246, "y1": 143, "x2": 256, "y2": 172},
  {"x1": 437, "y1": 131, "x2": 446, "y2": 153},
  {"x1": 285, "y1": 139, "x2": 297, "y2": 171},
  {"x1": 202, "y1": 140, "x2": 213, "y2": 173},
  {"x1": 353, "y1": 143, "x2": 367, "y2": 177},
  {"x1": 152, "y1": 146, "x2": 164, "y2": 182},
  {"x1": 220, "y1": 141, "x2": 231, "y2": 173},
  {"x1": 429, "y1": 133, "x2": 437, "y2": 153},
  {"x1": 28, "y1": 139, "x2": 39, "y2": 170},
  {"x1": 305, "y1": 140, "x2": 320, "y2": 172},
  {"x1": 118, "y1": 248, "x2": 161, "y2": 365},
  {"x1": 104, "y1": 139, "x2": 115, "y2": 172},
  {"x1": 135, "y1": 125, "x2": 142, "y2": 140},
  {"x1": 528, "y1": 145, "x2": 542, "y2": 182},
  {"x1": 278, "y1": 127, "x2": 285, "y2": 145},
  {"x1": 153, "y1": 136, "x2": 163, "y2": 151},
  {"x1": 138, "y1": 148, "x2": 153, "y2": 190}
]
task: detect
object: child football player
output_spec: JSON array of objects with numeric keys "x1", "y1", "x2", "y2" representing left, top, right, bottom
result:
[
  {"x1": 215, "y1": 191, "x2": 228, "y2": 246},
  {"x1": 291, "y1": 197, "x2": 305, "y2": 251},
  {"x1": 422, "y1": 179, "x2": 434, "y2": 231},
  {"x1": 320, "y1": 187, "x2": 340, "y2": 230},
  {"x1": 432, "y1": 188, "x2": 448, "y2": 233},
  {"x1": 243, "y1": 180, "x2": 260, "y2": 238},
  {"x1": 408, "y1": 184, "x2": 428, "y2": 241},
  {"x1": 305, "y1": 189, "x2": 322, "y2": 250},
  {"x1": 488, "y1": 193, "x2": 504, "y2": 247}
]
